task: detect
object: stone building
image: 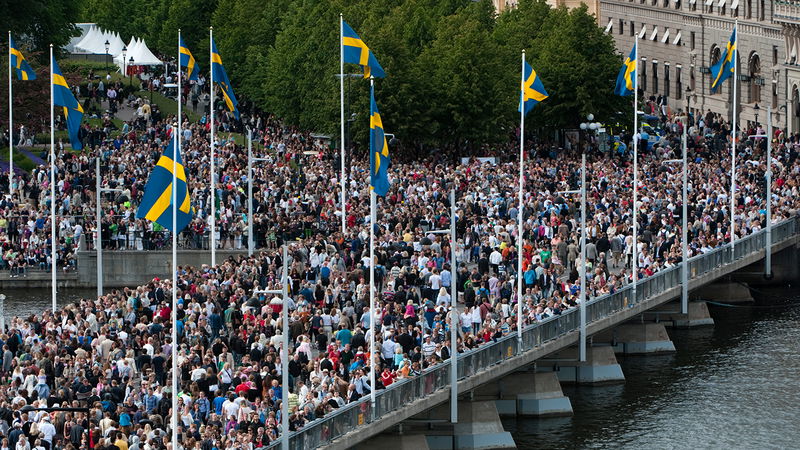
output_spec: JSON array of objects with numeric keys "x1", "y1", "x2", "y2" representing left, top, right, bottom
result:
[
  {"x1": 775, "y1": 1, "x2": 800, "y2": 133},
  {"x1": 599, "y1": 0, "x2": 783, "y2": 130}
]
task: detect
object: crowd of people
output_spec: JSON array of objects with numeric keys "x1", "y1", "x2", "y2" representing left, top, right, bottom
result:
[{"x1": 0, "y1": 65, "x2": 797, "y2": 448}]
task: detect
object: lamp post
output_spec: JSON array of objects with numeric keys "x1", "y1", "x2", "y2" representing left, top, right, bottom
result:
[
  {"x1": 749, "y1": 108, "x2": 773, "y2": 277},
  {"x1": 247, "y1": 128, "x2": 270, "y2": 256},
  {"x1": 754, "y1": 103, "x2": 760, "y2": 127},
  {"x1": 96, "y1": 154, "x2": 124, "y2": 297},
  {"x1": 104, "y1": 40, "x2": 110, "y2": 73},
  {"x1": 128, "y1": 57, "x2": 134, "y2": 87},
  {"x1": 122, "y1": 46, "x2": 127, "y2": 78},
  {"x1": 427, "y1": 190, "x2": 458, "y2": 425},
  {"x1": 333, "y1": 72, "x2": 362, "y2": 236}
]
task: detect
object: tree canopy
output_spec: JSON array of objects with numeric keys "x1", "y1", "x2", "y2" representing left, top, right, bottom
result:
[{"x1": 75, "y1": 0, "x2": 628, "y2": 147}]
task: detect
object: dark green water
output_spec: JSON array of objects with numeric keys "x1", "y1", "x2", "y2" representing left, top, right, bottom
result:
[{"x1": 503, "y1": 287, "x2": 800, "y2": 449}]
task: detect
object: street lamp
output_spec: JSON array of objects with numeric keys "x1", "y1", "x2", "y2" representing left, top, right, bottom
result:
[
  {"x1": 104, "y1": 39, "x2": 110, "y2": 72},
  {"x1": 96, "y1": 154, "x2": 124, "y2": 297},
  {"x1": 122, "y1": 45, "x2": 127, "y2": 77},
  {"x1": 128, "y1": 56, "x2": 135, "y2": 87},
  {"x1": 753, "y1": 103, "x2": 760, "y2": 128},
  {"x1": 427, "y1": 189, "x2": 458, "y2": 425},
  {"x1": 247, "y1": 128, "x2": 271, "y2": 256}
]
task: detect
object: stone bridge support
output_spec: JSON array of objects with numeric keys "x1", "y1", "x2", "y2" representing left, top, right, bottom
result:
[{"x1": 537, "y1": 346, "x2": 625, "y2": 384}]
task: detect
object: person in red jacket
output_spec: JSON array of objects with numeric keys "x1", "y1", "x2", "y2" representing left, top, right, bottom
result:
[{"x1": 380, "y1": 368, "x2": 394, "y2": 388}]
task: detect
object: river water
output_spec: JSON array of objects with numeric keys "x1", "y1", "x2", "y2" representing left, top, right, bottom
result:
[
  {"x1": 3, "y1": 287, "x2": 799, "y2": 448},
  {"x1": 504, "y1": 286, "x2": 800, "y2": 449}
]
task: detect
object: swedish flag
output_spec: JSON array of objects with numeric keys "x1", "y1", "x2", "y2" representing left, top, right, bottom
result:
[
  {"x1": 342, "y1": 21, "x2": 385, "y2": 79},
  {"x1": 136, "y1": 135, "x2": 194, "y2": 233},
  {"x1": 9, "y1": 36, "x2": 36, "y2": 81},
  {"x1": 711, "y1": 27, "x2": 736, "y2": 94},
  {"x1": 52, "y1": 56, "x2": 84, "y2": 150},
  {"x1": 179, "y1": 37, "x2": 199, "y2": 81},
  {"x1": 614, "y1": 43, "x2": 637, "y2": 96},
  {"x1": 211, "y1": 38, "x2": 239, "y2": 119},
  {"x1": 520, "y1": 60, "x2": 548, "y2": 116},
  {"x1": 370, "y1": 84, "x2": 390, "y2": 196}
]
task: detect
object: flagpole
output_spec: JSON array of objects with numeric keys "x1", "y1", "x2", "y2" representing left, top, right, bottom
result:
[
  {"x1": 8, "y1": 31, "x2": 12, "y2": 197},
  {"x1": 730, "y1": 21, "x2": 738, "y2": 251},
  {"x1": 209, "y1": 26, "x2": 216, "y2": 267},
  {"x1": 516, "y1": 50, "x2": 524, "y2": 346},
  {"x1": 368, "y1": 78, "x2": 376, "y2": 415},
  {"x1": 172, "y1": 30, "x2": 180, "y2": 450},
  {"x1": 340, "y1": 13, "x2": 347, "y2": 238},
  {"x1": 632, "y1": 35, "x2": 639, "y2": 301},
  {"x1": 50, "y1": 44, "x2": 56, "y2": 312}
]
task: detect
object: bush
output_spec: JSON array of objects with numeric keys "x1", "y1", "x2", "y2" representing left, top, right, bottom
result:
[{"x1": 59, "y1": 60, "x2": 114, "y2": 78}]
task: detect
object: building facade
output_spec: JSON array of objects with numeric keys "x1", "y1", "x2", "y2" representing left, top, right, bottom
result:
[
  {"x1": 600, "y1": 0, "x2": 784, "y2": 130},
  {"x1": 775, "y1": 1, "x2": 800, "y2": 133}
]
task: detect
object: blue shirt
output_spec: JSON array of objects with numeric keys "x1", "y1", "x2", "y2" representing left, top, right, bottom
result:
[{"x1": 213, "y1": 396, "x2": 225, "y2": 415}]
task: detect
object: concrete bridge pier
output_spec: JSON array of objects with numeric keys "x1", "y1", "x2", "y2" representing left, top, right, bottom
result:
[
  {"x1": 475, "y1": 371, "x2": 573, "y2": 417},
  {"x1": 692, "y1": 280, "x2": 754, "y2": 304},
  {"x1": 358, "y1": 401, "x2": 517, "y2": 450},
  {"x1": 536, "y1": 346, "x2": 625, "y2": 384},
  {"x1": 596, "y1": 322, "x2": 676, "y2": 355},
  {"x1": 645, "y1": 301, "x2": 716, "y2": 328}
]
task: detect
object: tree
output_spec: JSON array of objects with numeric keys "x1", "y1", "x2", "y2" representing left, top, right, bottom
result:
[{"x1": 2, "y1": 0, "x2": 81, "y2": 61}]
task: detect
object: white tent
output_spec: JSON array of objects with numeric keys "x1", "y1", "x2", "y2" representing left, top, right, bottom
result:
[
  {"x1": 65, "y1": 23, "x2": 95, "y2": 53},
  {"x1": 114, "y1": 37, "x2": 162, "y2": 69},
  {"x1": 74, "y1": 26, "x2": 126, "y2": 56}
]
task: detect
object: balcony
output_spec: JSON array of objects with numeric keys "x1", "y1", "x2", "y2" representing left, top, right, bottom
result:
[{"x1": 775, "y1": 0, "x2": 800, "y2": 23}]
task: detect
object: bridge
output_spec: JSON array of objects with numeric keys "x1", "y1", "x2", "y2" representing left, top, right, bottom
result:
[{"x1": 264, "y1": 217, "x2": 799, "y2": 450}]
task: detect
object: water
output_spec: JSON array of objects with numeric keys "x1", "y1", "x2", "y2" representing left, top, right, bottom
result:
[
  {"x1": 504, "y1": 287, "x2": 800, "y2": 449},
  {"x1": 1, "y1": 288, "x2": 95, "y2": 319}
]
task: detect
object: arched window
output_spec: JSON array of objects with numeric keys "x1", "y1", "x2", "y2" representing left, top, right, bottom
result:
[
  {"x1": 710, "y1": 45, "x2": 722, "y2": 95},
  {"x1": 749, "y1": 52, "x2": 761, "y2": 103}
]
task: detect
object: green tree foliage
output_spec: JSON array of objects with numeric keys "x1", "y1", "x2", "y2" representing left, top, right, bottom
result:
[
  {"x1": 2, "y1": 0, "x2": 81, "y2": 61},
  {"x1": 77, "y1": 0, "x2": 629, "y2": 147}
]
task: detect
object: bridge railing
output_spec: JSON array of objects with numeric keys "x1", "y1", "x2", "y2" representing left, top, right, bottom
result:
[{"x1": 272, "y1": 217, "x2": 796, "y2": 449}]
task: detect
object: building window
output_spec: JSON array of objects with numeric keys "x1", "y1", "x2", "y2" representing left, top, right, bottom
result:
[
  {"x1": 642, "y1": 58, "x2": 648, "y2": 92},
  {"x1": 772, "y1": 79, "x2": 778, "y2": 108},
  {"x1": 619, "y1": 19, "x2": 624, "y2": 35},
  {"x1": 773, "y1": 46, "x2": 779, "y2": 65},
  {"x1": 749, "y1": 53, "x2": 761, "y2": 103},
  {"x1": 710, "y1": 45, "x2": 722, "y2": 95},
  {"x1": 721, "y1": 3, "x2": 726, "y2": 15},
  {"x1": 691, "y1": 31, "x2": 696, "y2": 50},
  {"x1": 675, "y1": 0, "x2": 681, "y2": 8},
  {"x1": 760, "y1": 0, "x2": 765, "y2": 20},
  {"x1": 746, "y1": 0, "x2": 752, "y2": 18},
  {"x1": 653, "y1": 60, "x2": 659, "y2": 93},
  {"x1": 665, "y1": 64, "x2": 671, "y2": 97},
  {"x1": 676, "y1": 65, "x2": 683, "y2": 99},
  {"x1": 630, "y1": 20, "x2": 635, "y2": 36}
]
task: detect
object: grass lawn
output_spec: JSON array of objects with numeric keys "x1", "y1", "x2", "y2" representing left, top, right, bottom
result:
[
  {"x1": 137, "y1": 90, "x2": 202, "y2": 122},
  {"x1": 0, "y1": 148, "x2": 42, "y2": 172}
]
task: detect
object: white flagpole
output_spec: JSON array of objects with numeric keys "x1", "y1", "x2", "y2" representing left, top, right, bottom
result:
[
  {"x1": 516, "y1": 50, "x2": 524, "y2": 345},
  {"x1": 730, "y1": 21, "x2": 738, "y2": 251},
  {"x1": 368, "y1": 79, "x2": 377, "y2": 413},
  {"x1": 579, "y1": 152, "x2": 587, "y2": 362},
  {"x1": 172, "y1": 30, "x2": 180, "y2": 450},
  {"x1": 8, "y1": 31, "x2": 12, "y2": 197},
  {"x1": 209, "y1": 27, "x2": 216, "y2": 267},
  {"x1": 632, "y1": 35, "x2": 639, "y2": 300},
  {"x1": 50, "y1": 45, "x2": 56, "y2": 312},
  {"x1": 340, "y1": 14, "x2": 347, "y2": 237}
]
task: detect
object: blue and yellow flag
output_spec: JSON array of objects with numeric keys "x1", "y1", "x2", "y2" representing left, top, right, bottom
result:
[
  {"x1": 370, "y1": 84, "x2": 390, "y2": 196},
  {"x1": 520, "y1": 60, "x2": 548, "y2": 116},
  {"x1": 211, "y1": 38, "x2": 240, "y2": 119},
  {"x1": 342, "y1": 21, "x2": 385, "y2": 79},
  {"x1": 711, "y1": 27, "x2": 736, "y2": 94},
  {"x1": 614, "y1": 43, "x2": 637, "y2": 96},
  {"x1": 9, "y1": 37, "x2": 36, "y2": 81},
  {"x1": 136, "y1": 135, "x2": 194, "y2": 233},
  {"x1": 52, "y1": 57, "x2": 84, "y2": 150},
  {"x1": 179, "y1": 37, "x2": 199, "y2": 81}
]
